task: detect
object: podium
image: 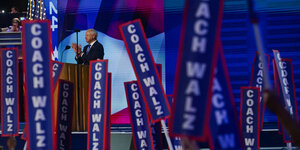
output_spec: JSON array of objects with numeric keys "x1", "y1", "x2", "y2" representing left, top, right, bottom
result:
[
  {"x1": 0, "y1": 32, "x2": 24, "y2": 122},
  {"x1": 0, "y1": 31, "x2": 89, "y2": 131},
  {"x1": 0, "y1": 32, "x2": 22, "y2": 57},
  {"x1": 0, "y1": 32, "x2": 22, "y2": 46},
  {"x1": 53, "y1": 63, "x2": 89, "y2": 131}
]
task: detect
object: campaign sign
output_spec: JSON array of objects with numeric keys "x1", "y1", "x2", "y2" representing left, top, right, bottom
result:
[
  {"x1": 208, "y1": 46, "x2": 242, "y2": 150},
  {"x1": 274, "y1": 63, "x2": 288, "y2": 139},
  {"x1": 22, "y1": 20, "x2": 54, "y2": 149},
  {"x1": 124, "y1": 81, "x2": 155, "y2": 150},
  {"x1": 272, "y1": 61, "x2": 284, "y2": 135},
  {"x1": 277, "y1": 60, "x2": 293, "y2": 141},
  {"x1": 273, "y1": 56, "x2": 291, "y2": 142},
  {"x1": 105, "y1": 72, "x2": 112, "y2": 150},
  {"x1": 277, "y1": 59, "x2": 298, "y2": 121},
  {"x1": 119, "y1": 19, "x2": 170, "y2": 122},
  {"x1": 169, "y1": 0, "x2": 225, "y2": 140},
  {"x1": 250, "y1": 52, "x2": 270, "y2": 130},
  {"x1": 273, "y1": 50, "x2": 295, "y2": 118},
  {"x1": 170, "y1": 137, "x2": 182, "y2": 150},
  {"x1": 273, "y1": 57, "x2": 298, "y2": 142},
  {"x1": 149, "y1": 64, "x2": 163, "y2": 150},
  {"x1": 240, "y1": 87, "x2": 260, "y2": 150},
  {"x1": 56, "y1": 80, "x2": 74, "y2": 150},
  {"x1": 1, "y1": 48, "x2": 19, "y2": 136},
  {"x1": 87, "y1": 60, "x2": 108, "y2": 150},
  {"x1": 52, "y1": 61, "x2": 63, "y2": 87}
]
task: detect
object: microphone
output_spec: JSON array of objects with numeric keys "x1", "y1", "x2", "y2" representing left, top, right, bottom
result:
[
  {"x1": 61, "y1": 45, "x2": 71, "y2": 62},
  {"x1": 65, "y1": 45, "x2": 71, "y2": 50}
]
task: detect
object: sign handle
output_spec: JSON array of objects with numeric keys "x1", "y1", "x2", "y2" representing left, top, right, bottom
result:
[
  {"x1": 287, "y1": 142, "x2": 292, "y2": 150},
  {"x1": 161, "y1": 120, "x2": 173, "y2": 150},
  {"x1": 252, "y1": 24, "x2": 271, "y2": 90},
  {"x1": 23, "y1": 141, "x2": 27, "y2": 150},
  {"x1": 248, "y1": 0, "x2": 271, "y2": 90}
]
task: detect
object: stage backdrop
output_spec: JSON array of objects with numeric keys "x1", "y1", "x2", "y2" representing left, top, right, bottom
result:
[{"x1": 58, "y1": 0, "x2": 165, "y2": 123}]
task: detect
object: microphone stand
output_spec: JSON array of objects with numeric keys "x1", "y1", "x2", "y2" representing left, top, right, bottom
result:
[
  {"x1": 74, "y1": 29, "x2": 81, "y2": 130},
  {"x1": 60, "y1": 46, "x2": 71, "y2": 62}
]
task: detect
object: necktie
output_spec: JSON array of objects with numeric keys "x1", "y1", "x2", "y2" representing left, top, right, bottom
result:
[{"x1": 86, "y1": 45, "x2": 91, "y2": 55}]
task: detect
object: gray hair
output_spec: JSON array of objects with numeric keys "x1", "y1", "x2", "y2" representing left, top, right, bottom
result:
[{"x1": 87, "y1": 29, "x2": 98, "y2": 39}]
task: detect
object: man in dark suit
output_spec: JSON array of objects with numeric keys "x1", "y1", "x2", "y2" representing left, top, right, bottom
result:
[{"x1": 72, "y1": 29, "x2": 104, "y2": 65}]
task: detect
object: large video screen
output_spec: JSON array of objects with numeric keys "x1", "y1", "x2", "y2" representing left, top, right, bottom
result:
[{"x1": 58, "y1": 0, "x2": 165, "y2": 124}]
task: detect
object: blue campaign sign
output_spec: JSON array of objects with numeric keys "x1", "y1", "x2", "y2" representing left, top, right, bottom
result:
[
  {"x1": 87, "y1": 60, "x2": 108, "y2": 150},
  {"x1": 52, "y1": 61, "x2": 63, "y2": 87},
  {"x1": 250, "y1": 52, "x2": 270, "y2": 130},
  {"x1": 119, "y1": 19, "x2": 170, "y2": 122},
  {"x1": 1, "y1": 48, "x2": 19, "y2": 136},
  {"x1": 149, "y1": 63, "x2": 163, "y2": 150},
  {"x1": 124, "y1": 81, "x2": 154, "y2": 150},
  {"x1": 208, "y1": 45, "x2": 242, "y2": 150},
  {"x1": 169, "y1": 0, "x2": 224, "y2": 140},
  {"x1": 240, "y1": 87, "x2": 260, "y2": 150},
  {"x1": 281, "y1": 59, "x2": 298, "y2": 142},
  {"x1": 273, "y1": 50, "x2": 294, "y2": 117},
  {"x1": 105, "y1": 72, "x2": 112, "y2": 150},
  {"x1": 22, "y1": 20, "x2": 54, "y2": 149},
  {"x1": 272, "y1": 61, "x2": 284, "y2": 135},
  {"x1": 278, "y1": 59, "x2": 298, "y2": 121},
  {"x1": 170, "y1": 137, "x2": 182, "y2": 150},
  {"x1": 56, "y1": 80, "x2": 74, "y2": 150},
  {"x1": 273, "y1": 57, "x2": 298, "y2": 143}
]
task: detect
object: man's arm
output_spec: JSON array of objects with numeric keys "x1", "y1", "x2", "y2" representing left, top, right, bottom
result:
[{"x1": 264, "y1": 90, "x2": 300, "y2": 146}]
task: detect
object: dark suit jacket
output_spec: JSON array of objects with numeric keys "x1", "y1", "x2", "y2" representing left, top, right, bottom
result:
[{"x1": 75, "y1": 40, "x2": 104, "y2": 65}]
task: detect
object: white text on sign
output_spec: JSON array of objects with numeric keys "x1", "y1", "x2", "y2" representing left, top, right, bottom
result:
[
  {"x1": 4, "y1": 51, "x2": 15, "y2": 132},
  {"x1": 131, "y1": 83, "x2": 149, "y2": 148},
  {"x1": 182, "y1": 2, "x2": 211, "y2": 131},
  {"x1": 30, "y1": 24, "x2": 48, "y2": 148},
  {"x1": 127, "y1": 25, "x2": 163, "y2": 116}
]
